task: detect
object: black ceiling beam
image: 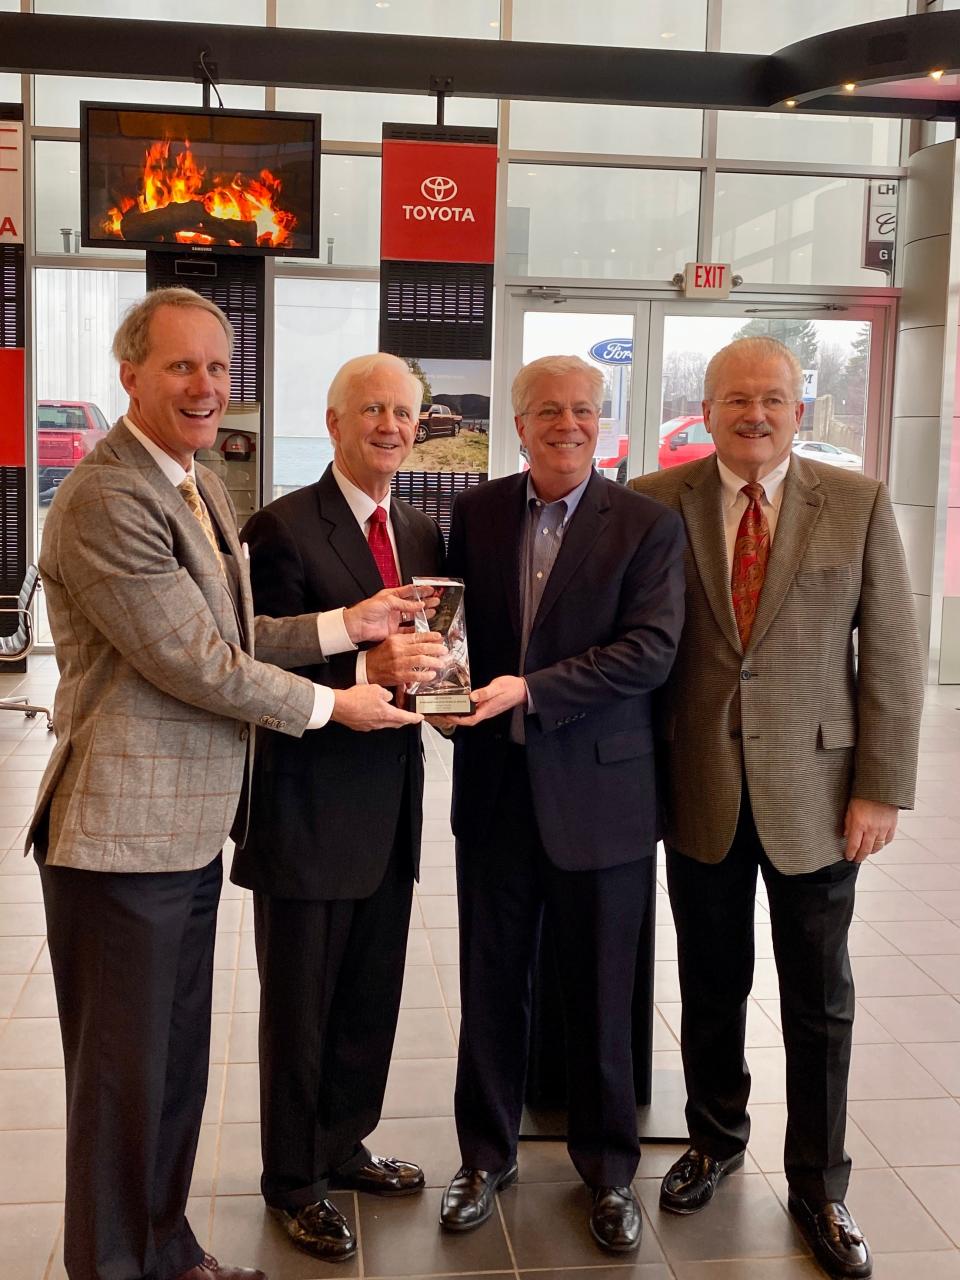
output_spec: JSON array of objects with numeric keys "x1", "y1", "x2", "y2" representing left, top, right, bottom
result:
[
  {"x1": 771, "y1": 11, "x2": 960, "y2": 110},
  {"x1": 0, "y1": 11, "x2": 957, "y2": 122}
]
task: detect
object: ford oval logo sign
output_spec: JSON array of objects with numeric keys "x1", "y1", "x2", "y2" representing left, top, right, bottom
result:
[{"x1": 589, "y1": 339, "x2": 633, "y2": 366}]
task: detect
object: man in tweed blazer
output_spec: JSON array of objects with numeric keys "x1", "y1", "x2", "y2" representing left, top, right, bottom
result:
[
  {"x1": 630, "y1": 337, "x2": 923, "y2": 1280},
  {"x1": 26, "y1": 288, "x2": 424, "y2": 1280}
]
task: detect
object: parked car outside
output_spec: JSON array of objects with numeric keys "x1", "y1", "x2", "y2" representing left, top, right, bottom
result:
[
  {"x1": 38, "y1": 400, "x2": 111, "y2": 503},
  {"x1": 658, "y1": 415, "x2": 715, "y2": 470},
  {"x1": 792, "y1": 439, "x2": 863, "y2": 470},
  {"x1": 415, "y1": 403, "x2": 462, "y2": 444}
]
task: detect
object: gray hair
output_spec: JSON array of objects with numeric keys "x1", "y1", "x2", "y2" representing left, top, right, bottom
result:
[
  {"x1": 327, "y1": 353, "x2": 423, "y2": 416},
  {"x1": 703, "y1": 337, "x2": 803, "y2": 401},
  {"x1": 112, "y1": 287, "x2": 234, "y2": 365},
  {"x1": 512, "y1": 355, "x2": 605, "y2": 416}
]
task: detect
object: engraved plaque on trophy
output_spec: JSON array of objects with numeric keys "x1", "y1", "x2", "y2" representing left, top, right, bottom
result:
[{"x1": 405, "y1": 576, "x2": 472, "y2": 715}]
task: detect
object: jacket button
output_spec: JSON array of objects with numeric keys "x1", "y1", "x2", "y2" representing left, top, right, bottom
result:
[
  {"x1": 741, "y1": 670, "x2": 752, "y2": 681},
  {"x1": 398, "y1": 753, "x2": 407, "y2": 763},
  {"x1": 239, "y1": 727, "x2": 249, "y2": 741}
]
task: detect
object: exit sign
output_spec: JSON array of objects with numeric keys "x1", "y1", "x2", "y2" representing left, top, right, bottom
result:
[{"x1": 683, "y1": 262, "x2": 732, "y2": 298}]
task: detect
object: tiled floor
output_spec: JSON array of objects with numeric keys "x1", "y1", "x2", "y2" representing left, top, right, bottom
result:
[{"x1": 2, "y1": 656, "x2": 960, "y2": 1279}]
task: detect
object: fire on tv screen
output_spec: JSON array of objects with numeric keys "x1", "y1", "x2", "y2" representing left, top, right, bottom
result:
[{"x1": 81, "y1": 104, "x2": 321, "y2": 256}]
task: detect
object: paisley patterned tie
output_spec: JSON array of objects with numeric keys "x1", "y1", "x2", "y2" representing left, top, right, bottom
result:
[
  {"x1": 731, "y1": 482, "x2": 770, "y2": 648},
  {"x1": 178, "y1": 476, "x2": 224, "y2": 572}
]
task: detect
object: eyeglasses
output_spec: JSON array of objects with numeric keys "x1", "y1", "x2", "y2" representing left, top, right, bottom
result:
[
  {"x1": 520, "y1": 405, "x2": 599, "y2": 424},
  {"x1": 710, "y1": 396, "x2": 796, "y2": 413}
]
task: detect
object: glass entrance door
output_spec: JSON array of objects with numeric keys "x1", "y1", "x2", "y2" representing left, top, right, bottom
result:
[
  {"x1": 499, "y1": 289, "x2": 891, "y2": 487},
  {"x1": 646, "y1": 304, "x2": 889, "y2": 480}
]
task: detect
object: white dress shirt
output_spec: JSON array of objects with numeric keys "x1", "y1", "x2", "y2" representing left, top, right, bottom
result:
[
  {"x1": 716, "y1": 454, "x2": 791, "y2": 573},
  {"x1": 123, "y1": 417, "x2": 351, "y2": 728}
]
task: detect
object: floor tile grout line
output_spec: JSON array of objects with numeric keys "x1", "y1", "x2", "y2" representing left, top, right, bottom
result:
[{"x1": 493, "y1": 1189, "x2": 522, "y2": 1280}]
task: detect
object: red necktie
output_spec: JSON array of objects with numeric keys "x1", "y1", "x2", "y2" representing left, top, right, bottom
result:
[
  {"x1": 731, "y1": 482, "x2": 770, "y2": 648},
  {"x1": 368, "y1": 505, "x2": 400, "y2": 588}
]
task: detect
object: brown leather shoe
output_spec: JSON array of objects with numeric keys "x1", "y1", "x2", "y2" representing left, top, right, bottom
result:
[
  {"x1": 175, "y1": 1255, "x2": 266, "y2": 1280},
  {"x1": 273, "y1": 1200, "x2": 357, "y2": 1262},
  {"x1": 788, "y1": 1193, "x2": 873, "y2": 1279},
  {"x1": 659, "y1": 1147, "x2": 745, "y2": 1214},
  {"x1": 329, "y1": 1153, "x2": 425, "y2": 1196}
]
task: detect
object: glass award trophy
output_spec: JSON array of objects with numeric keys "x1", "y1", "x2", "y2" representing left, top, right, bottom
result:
[{"x1": 405, "y1": 576, "x2": 472, "y2": 715}]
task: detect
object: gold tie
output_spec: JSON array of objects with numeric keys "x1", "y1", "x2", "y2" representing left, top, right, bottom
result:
[{"x1": 178, "y1": 476, "x2": 224, "y2": 572}]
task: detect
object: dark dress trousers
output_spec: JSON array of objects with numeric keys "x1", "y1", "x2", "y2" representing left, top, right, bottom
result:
[
  {"x1": 231, "y1": 465, "x2": 444, "y2": 1209},
  {"x1": 446, "y1": 471, "x2": 685, "y2": 1186}
]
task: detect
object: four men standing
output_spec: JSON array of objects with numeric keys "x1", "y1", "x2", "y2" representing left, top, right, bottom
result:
[{"x1": 31, "y1": 291, "x2": 924, "y2": 1280}]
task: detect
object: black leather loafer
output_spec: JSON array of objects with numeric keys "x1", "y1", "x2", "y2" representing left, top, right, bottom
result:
[
  {"x1": 788, "y1": 1193, "x2": 873, "y2": 1279},
  {"x1": 659, "y1": 1147, "x2": 745, "y2": 1214},
  {"x1": 330, "y1": 1153, "x2": 425, "y2": 1196},
  {"x1": 589, "y1": 1186, "x2": 642, "y2": 1253},
  {"x1": 273, "y1": 1200, "x2": 357, "y2": 1262},
  {"x1": 439, "y1": 1164, "x2": 518, "y2": 1231}
]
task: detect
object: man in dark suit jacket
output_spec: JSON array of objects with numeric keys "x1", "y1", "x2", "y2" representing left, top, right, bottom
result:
[
  {"x1": 433, "y1": 355, "x2": 685, "y2": 1254},
  {"x1": 231, "y1": 353, "x2": 446, "y2": 1262},
  {"x1": 631, "y1": 338, "x2": 924, "y2": 1280},
  {"x1": 29, "y1": 295, "x2": 426, "y2": 1280}
]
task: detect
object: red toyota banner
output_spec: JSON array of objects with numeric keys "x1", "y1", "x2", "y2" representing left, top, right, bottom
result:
[
  {"x1": 381, "y1": 139, "x2": 497, "y2": 264},
  {"x1": 0, "y1": 346, "x2": 24, "y2": 468}
]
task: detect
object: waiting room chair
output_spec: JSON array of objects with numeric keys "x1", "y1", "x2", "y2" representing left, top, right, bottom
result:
[{"x1": 0, "y1": 566, "x2": 54, "y2": 731}]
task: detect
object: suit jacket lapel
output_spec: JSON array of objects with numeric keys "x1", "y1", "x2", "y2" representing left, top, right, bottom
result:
[
  {"x1": 315, "y1": 466, "x2": 384, "y2": 598},
  {"x1": 390, "y1": 497, "x2": 418, "y2": 583},
  {"x1": 747, "y1": 458, "x2": 824, "y2": 652},
  {"x1": 680, "y1": 459, "x2": 742, "y2": 655},
  {"x1": 196, "y1": 468, "x2": 248, "y2": 640},
  {"x1": 495, "y1": 475, "x2": 527, "y2": 640},
  {"x1": 532, "y1": 471, "x2": 609, "y2": 634}
]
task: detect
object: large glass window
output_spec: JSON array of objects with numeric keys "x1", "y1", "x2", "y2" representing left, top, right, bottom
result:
[
  {"x1": 275, "y1": 88, "x2": 496, "y2": 145},
  {"x1": 34, "y1": 267, "x2": 146, "y2": 640},
  {"x1": 277, "y1": 0, "x2": 498, "y2": 38},
  {"x1": 512, "y1": 0, "x2": 706, "y2": 50},
  {"x1": 508, "y1": 165, "x2": 699, "y2": 279},
  {"x1": 33, "y1": 76, "x2": 265, "y2": 129},
  {"x1": 0, "y1": 0, "x2": 20, "y2": 103},
  {"x1": 716, "y1": 112, "x2": 900, "y2": 167},
  {"x1": 34, "y1": 140, "x2": 139, "y2": 257},
  {"x1": 712, "y1": 174, "x2": 891, "y2": 287},
  {"x1": 510, "y1": 102, "x2": 702, "y2": 158},
  {"x1": 316, "y1": 155, "x2": 381, "y2": 269},
  {"x1": 719, "y1": 0, "x2": 908, "y2": 53},
  {"x1": 35, "y1": 0, "x2": 265, "y2": 19},
  {"x1": 272, "y1": 278, "x2": 379, "y2": 499}
]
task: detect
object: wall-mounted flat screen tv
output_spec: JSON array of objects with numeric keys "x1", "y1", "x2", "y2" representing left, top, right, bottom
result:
[{"x1": 81, "y1": 103, "x2": 321, "y2": 256}]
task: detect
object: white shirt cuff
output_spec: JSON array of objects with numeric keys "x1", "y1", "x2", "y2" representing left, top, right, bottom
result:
[
  {"x1": 306, "y1": 683, "x2": 336, "y2": 729},
  {"x1": 356, "y1": 651, "x2": 368, "y2": 684},
  {"x1": 316, "y1": 608, "x2": 356, "y2": 657}
]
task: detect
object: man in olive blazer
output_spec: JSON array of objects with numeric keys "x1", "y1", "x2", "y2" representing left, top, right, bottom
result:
[
  {"x1": 630, "y1": 337, "x2": 924, "y2": 1280},
  {"x1": 27, "y1": 290, "x2": 421, "y2": 1280}
]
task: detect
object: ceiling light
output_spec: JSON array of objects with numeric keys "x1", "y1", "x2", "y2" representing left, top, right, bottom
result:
[
  {"x1": 375, "y1": 1, "x2": 390, "y2": 8},
  {"x1": 661, "y1": 31, "x2": 675, "y2": 39},
  {"x1": 785, "y1": 98, "x2": 797, "y2": 108},
  {"x1": 930, "y1": 69, "x2": 945, "y2": 80},
  {"x1": 489, "y1": 19, "x2": 499, "y2": 27},
  {"x1": 843, "y1": 82, "x2": 856, "y2": 93}
]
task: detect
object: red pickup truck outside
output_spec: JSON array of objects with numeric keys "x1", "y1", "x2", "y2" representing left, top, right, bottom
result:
[{"x1": 38, "y1": 400, "x2": 110, "y2": 502}]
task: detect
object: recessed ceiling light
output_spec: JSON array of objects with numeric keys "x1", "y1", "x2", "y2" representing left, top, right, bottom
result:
[
  {"x1": 785, "y1": 98, "x2": 797, "y2": 108},
  {"x1": 843, "y1": 82, "x2": 856, "y2": 93},
  {"x1": 489, "y1": 19, "x2": 499, "y2": 28},
  {"x1": 930, "y1": 69, "x2": 945, "y2": 80},
  {"x1": 661, "y1": 31, "x2": 675, "y2": 39},
  {"x1": 375, "y1": 1, "x2": 390, "y2": 8},
  {"x1": 527, "y1": 171, "x2": 537, "y2": 176}
]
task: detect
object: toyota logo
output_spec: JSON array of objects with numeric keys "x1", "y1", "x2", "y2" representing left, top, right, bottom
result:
[{"x1": 420, "y1": 175, "x2": 458, "y2": 203}]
